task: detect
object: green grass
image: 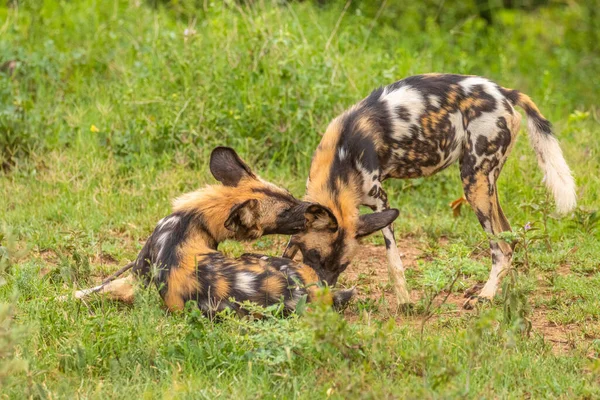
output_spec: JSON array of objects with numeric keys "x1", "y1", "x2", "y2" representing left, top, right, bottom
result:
[{"x1": 1, "y1": 0, "x2": 600, "y2": 398}]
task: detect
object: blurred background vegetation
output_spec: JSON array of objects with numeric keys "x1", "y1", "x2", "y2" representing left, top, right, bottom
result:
[{"x1": 1, "y1": 0, "x2": 598, "y2": 174}]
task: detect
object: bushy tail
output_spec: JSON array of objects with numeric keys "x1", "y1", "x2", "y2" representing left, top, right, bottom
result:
[{"x1": 504, "y1": 89, "x2": 577, "y2": 214}]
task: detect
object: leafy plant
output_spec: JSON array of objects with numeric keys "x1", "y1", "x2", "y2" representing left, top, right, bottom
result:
[
  {"x1": 520, "y1": 187, "x2": 556, "y2": 251},
  {"x1": 0, "y1": 301, "x2": 28, "y2": 388},
  {"x1": 0, "y1": 226, "x2": 27, "y2": 286},
  {"x1": 568, "y1": 208, "x2": 600, "y2": 236},
  {"x1": 496, "y1": 222, "x2": 545, "y2": 336}
]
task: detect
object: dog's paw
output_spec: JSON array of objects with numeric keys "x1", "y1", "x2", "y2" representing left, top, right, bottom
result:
[
  {"x1": 462, "y1": 295, "x2": 491, "y2": 310},
  {"x1": 463, "y1": 282, "x2": 485, "y2": 298}
]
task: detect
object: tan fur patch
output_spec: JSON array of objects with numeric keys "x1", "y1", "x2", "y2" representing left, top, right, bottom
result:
[
  {"x1": 212, "y1": 276, "x2": 231, "y2": 299},
  {"x1": 102, "y1": 276, "x2": 136, "y2": 303},
  {"x1": 305, "y1": 110, "x2": 366, "y2": 235},
  {"x1": 164, "y1": 291, "x2": 185, "y2": 311},
  {"x1": 296, "y1": 264, "x2": 320, "y2": 286},
  {"x1": 261, "y1": 275, "x2": 285, "y2": 297},
  {"x1": 171, "y1": 177, "x2": 295, "y2": 243},
  {"x1": 242, "y1": 262, "x2": 266, "y2": 274},
  {"x1": 508, "y1": 111, "x2": 521, "y2": 138},
  {"x1": 164, "y1": 264, "x2": 200, "y2": 311},
  {"x1": 310, "y1": 117, "x2": 343, "y2": 185},
  {"x1": 468, "y1": 172, "x2": 492, "y2": 215},
  {"x1": 446, "y1": 84, "x2": 461, "y2": 105},
  {"x1": 517, "y1": 93, "x2": 544, "y2": 118},
  {"x1": 163, "y1": 233, "x2": 209, "y2": 311}
]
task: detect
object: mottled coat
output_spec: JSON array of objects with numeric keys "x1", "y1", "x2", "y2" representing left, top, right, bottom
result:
[
  {"x1": 285, "y1": 74, "x2": 576, "y2": 308},
  {"x1": 74, "y1": 147, "x2": 355, "y2": 316}
]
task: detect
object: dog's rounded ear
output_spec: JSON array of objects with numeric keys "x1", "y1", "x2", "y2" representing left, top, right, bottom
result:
[
  {"x1": 304, "y1": 204, "x2": 338, "y2": 232},
  {"x1": 210, "y1": 147, "x2": 256, "y2": 187},
  {"x1": 224, "y1": 199, "x2": 260, "y2": 233},
  {"x1": 355, "y1": 208, "x2": 399, "y2": 238}
]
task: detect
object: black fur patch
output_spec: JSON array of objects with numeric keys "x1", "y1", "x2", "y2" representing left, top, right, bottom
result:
[
  {"x1": 395, "y1": 105, "x2": 411, "y2": 121},
  {"x1": 384, "y1": 236, "x2": 392, "y2": 249},
  {"x1": 132, "y1": 211, "x2": 214, "y2": 296},
  {"x1": 251, "y1": 187, "x2": 297, "y2": 203}
]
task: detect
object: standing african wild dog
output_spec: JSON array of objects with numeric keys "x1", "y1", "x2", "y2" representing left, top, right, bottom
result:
[
  {"x1": 73, "y1": 147, "x2": 380, "y2": 316},
  {"x1": 284, "y1": 73, "x2": 576, "y2": 309}
]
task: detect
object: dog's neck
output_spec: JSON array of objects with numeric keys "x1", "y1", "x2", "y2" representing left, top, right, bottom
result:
[
  {"x1": 305, "y1": 113, "x2": 382, "y2": 234},
  {"x1": 172, "y1": 184, "x2": 249, "y2": 244},
  {"x1": 153, "y1": 185, "x2": 251, "y2": 261}
]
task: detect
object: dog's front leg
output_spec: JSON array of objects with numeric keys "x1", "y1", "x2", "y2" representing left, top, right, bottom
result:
[{"x1": 366, "y1": 186, "x2": 411, "y2": 306}]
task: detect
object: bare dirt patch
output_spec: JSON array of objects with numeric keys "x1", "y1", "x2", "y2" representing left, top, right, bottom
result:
[
  {"x1": 91, "y1": 252, "x2": 120, "y2": 266},
  {"x1": 530, "y1": 309, "x2": 577, "y2": 353},
  {"x1": 330, "y1": 238, "x2": 589, "y2": 354}
]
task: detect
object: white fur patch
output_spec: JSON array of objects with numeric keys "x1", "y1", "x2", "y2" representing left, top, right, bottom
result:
[
  {"x1": 156, "y1": 231, "x2": 171, "y2": 247},
  {"x1": 459, "y1": 76, "x2": 503, "y2": 100},
  {"x1": 447, "y1": 110, "x2": 466, "y2": 155},
  {"x1": 428, "y1": 94, "x2": 441, "y2": 108},
  {"x1": 157, "y1": 215, "x2": 180, "y2": 230},
  {"x1": 483, "y1": 220, "x2": 492, "y2": 233},
  {"x1": 479, "y1": 248, "x2": 511, "y2": 299},
  {"x1": 338, "y1": 147, "x2": 348, "y2": 161},
  {"x1": 528, "y1": 123, "x2": 576, "y2": 213},
  {"x1": 463, "y1": 102, "x2": 506, "y2": 172},
  {"x1": 155, "y1": 231, "x2": 172, "y2": 261},
  {"x1": 236, "y1": 272, "x2": 256, "y2": 295},
  {"x1": 380, "y1": 85, "x2": 426, "y2": 160},
  {"x1": 381, "y1": 85, "x2": 426, "y2": 127},
  {"x1": 355, "y1": 160, "x2": 379, "y2": 205}
]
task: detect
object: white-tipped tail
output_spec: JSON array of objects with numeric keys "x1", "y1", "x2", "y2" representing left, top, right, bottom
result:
[
  {"x1": 526, "y1": 118, "x2": 576, "y2": 214},
  {"x1": 508, "y1": 90, "x2": 577, "y2": 214}
]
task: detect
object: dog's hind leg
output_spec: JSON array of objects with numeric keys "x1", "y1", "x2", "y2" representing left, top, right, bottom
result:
[
  {"x1": 460, "y1": 113, "x2": 520, "y2": 309},
  {"x1": 461, "y1": 177, "x2": 514, "y2": 310},
  {"x1": 74, "y1": 275, "x2": 136, "y2": 304}
]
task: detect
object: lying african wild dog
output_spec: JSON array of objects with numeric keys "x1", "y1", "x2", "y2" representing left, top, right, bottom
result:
[
  {"x1": 73, "y1": 147, "x2": 391, "y2": 316},
  {"x1": 284, "y1": 73, "x2": 576, "y2": 309}
]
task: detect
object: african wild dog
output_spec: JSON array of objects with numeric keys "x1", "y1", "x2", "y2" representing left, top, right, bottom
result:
[
  {"x1": 283, "y1": 73, "x2": 576, "y2": 309},
  {"x1": 72, "y1": 147, "x2": 370, "y2": 316}
]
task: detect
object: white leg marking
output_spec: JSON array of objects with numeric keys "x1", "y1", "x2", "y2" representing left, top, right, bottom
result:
[
  {"x1": 75, "y1": 276, "x2": 136, "y2": 303},
  {"x1": 75, "y1": 285, "x2": 104, "y2": 299},
  {"x1": 382, "y1": 226, "x2": 411, "y2": 304},
  {"x1": 479, "y1": 245, "x2": 512, "y2": 300}
]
